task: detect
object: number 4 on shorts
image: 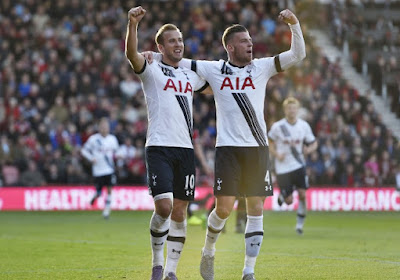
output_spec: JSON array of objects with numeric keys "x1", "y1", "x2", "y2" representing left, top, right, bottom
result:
[{"x1": 265, "y1": 170, "x2": 273, "y2": 195}]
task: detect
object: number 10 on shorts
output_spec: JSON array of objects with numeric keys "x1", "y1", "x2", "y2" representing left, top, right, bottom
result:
[{"x1": 185, "y1": 174, "x2": 195, "y2": 196}]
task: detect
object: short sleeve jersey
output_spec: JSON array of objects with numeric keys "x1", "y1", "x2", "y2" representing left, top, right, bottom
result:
[
  {"x1": 191, "y1": 58, "x2": 278, "y2": 147},
  {"x1": 82, "y1": 133, "x2": 119, "y2": 177},
  {"x1": 268, "y1": 118, "x2": 316, "y2": 174},
  {"x1": 136, "y1": 61, "x2": 207, "y2": 149}
]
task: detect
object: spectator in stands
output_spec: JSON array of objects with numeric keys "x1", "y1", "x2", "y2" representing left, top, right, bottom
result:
[
  {"x1": 19, "y1": 160, "x2": 46, "y2": 187},
  {"x1": 0, "y1": 0, "x2": 398, "y2": 189}
]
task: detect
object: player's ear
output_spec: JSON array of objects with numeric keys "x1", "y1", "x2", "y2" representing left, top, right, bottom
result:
[
  {"x1": 227, "y1": 44, "x2": 234, "y2": 52},
  {"x1": 157, "y1": 43, "x2": 164, "y2": 54}
]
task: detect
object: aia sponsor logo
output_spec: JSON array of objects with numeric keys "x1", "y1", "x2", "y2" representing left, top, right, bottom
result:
[
  {"x1": 220, "y1": 77, "x2": 255, "y2": 90},
  {"x1": 163, "y1": 79, "x2": 193, "y2": 94}
]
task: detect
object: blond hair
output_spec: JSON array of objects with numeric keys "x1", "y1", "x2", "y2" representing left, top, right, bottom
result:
[
  {"x1": 283, "y1": 97, "x2": 300, "y2": 108},
  {"x1": 222, "y1": 24, "x2": 248, "y2": 50},
  {"x1": 155, "y1": 24, "x2": 180, "y2": 45}
]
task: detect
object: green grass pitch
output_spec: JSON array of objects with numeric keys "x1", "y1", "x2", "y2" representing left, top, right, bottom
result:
[{"x1": 0, "y1": 211, "x2": 399, "y2": 279}]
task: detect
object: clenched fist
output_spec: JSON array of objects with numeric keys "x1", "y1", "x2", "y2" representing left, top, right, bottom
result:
[
  {"x1": 278, "y1": 9, "x2": 299, "y2": 25},
  {"x1": 128, "y1": 6, "x2": 146, "y2": 25}
]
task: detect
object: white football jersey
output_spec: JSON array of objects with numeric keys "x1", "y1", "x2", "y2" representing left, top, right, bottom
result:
[
  {"x1": 268, "y1": 118, "x2": 316, "y2": 174},
  {"x1": 81, "y1": 133, "x2": 119, "y2": 177},
  {"x1": 188, "y1": 58, "x2": 278, "y2": 147},
  {"x1": 156, "y1": 23, "x2": 305, "y2": 148},
  {"x1": 136, "y1": 61, "x2": 207, "y2": 148}
]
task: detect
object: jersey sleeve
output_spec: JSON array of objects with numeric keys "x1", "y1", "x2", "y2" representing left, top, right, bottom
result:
[
  {"x1": 253, "y1": 57, "x2": 279, "y2": 79},
  {"x1": 81, "y1": 137, "x2": 94, "y2": 161},
  {"x1": 193, "y1": 76, "x2": 208, "y2": 93},
  {"x1": 304, "y1": 122, "x2": 316, "y2": 144},
  {"x1": 268, "y1": 123, "x2": 279, "y2": 141},
  {"x1": 178, "y1": 58, "x2": 192, "y2": 70},
  {"x1": 189, "y1": 60, "x2": 219, "y2": 80},
  {"x1": 113, "y1": 136, "x2": 120, "y2": 151},
  {"x1": 277, "y1": 23, "x2": 306, "y2": 71},
  {"x1": 135, "y1": 60, "x2": 154, "y2": 81}
]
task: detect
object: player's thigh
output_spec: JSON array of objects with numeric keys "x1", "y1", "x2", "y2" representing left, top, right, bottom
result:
[
  {"x1": 293, "y1": 167, "x2": 308, "y2": 190},
  {"x1": 103, "y1": 174, "x2": 117, "y2": 187},
  {"x1": 145, "y1": 146, "x2": 174, "y2": 197},
  {"x1": 173, "y1": 148, "x2": 196, "y2": 201},
  {"x1": 94, "y1": 175, "x2": 108, "y2": 192},
  {"x1": 276, "y1": 172, "x2": 295, "y2": 195},
  {"x1": 214, "y1": 147, "x2": 241, "y2": 196},
  {"x1": 240, "y1": 147, "x2": 273, "y2": 197}
]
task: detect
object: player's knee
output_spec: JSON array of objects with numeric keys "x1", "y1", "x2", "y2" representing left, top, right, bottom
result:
[
  {"x1": 247, "y1": 204, "x2": 264, "y2": 216},
  {"x1": 171, "y1": 206, "x2": 187, "y2": 222},
  {"x1": 215, "y1": 207, "x2": 231, "y2": 219},
  {"x1": 298, "y1": 191, "x2": 306, "y2": 201},
  {"x1": 285, "y1": 195, "x2": 293, "y2": 205},
  {"x1": 155, "y1": 202, "x2": 172, "y2": 219}
]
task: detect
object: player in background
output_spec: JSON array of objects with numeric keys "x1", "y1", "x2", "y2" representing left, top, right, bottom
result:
[
  {"x1": 268, "y1": 97, "x2": 318, "y2": 235},
  {"x1": 144, "y1": 9, "x2": 305, "y2": 280},
  {"x1": 81, "y1": 117, "x2": 119, "y2": 219},
  {"x1": 125, "y1": 6, "x2": 209, "y2": 280}
]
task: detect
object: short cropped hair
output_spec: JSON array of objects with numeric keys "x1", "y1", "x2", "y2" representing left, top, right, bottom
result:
[
  {"x1": 222, "y1": 24, "x2": 248, "y2": 50},
  {"x1": 283, "y1": 97, "x2": 300, "y2": 108},
  {"x1": 155, "y1": 24, "x2": 180, "y2": 45}
]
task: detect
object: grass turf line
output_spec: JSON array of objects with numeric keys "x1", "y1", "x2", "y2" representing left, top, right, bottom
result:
[{"x1": 0, "y1": 211, "x2": 399, "y2": 279}]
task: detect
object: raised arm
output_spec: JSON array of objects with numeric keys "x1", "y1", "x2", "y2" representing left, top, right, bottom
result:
[
  {"x1": 125, "y1": 6, "x2": 146, "y2": 72},
  {"x1": 276, "y1": 9, "x2": 306, "y2": 71}
]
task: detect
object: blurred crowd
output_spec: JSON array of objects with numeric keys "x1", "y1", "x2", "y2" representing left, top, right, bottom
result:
[
  {"x1": 328, "y1": 0, "x2": 400, "y2": 117},
  {"x1": 0, "y1": 0, "x2": 399, "y2": 187}
]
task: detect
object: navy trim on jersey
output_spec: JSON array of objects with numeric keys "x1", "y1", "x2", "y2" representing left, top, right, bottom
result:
[
  {"x1": 134, "y1": 59, "x2": 147, "y2": 74},
  {"x1": 232, "y1": 92, "x2": 267, "y2": 146},
  {"x1": 221, "y1": 61, "x2": 233, "y2": 75},
  {"x1": 83, "y1": 147, "x2": 93, "y2": 155},
  {"x1": 304, "y1": 139, "x2": 317, "y2": 145},
  {"x1": 104, "y1": 155, "x2": 115, "y2": 169},
  {"x1": 279, "y1": 124, "x2": 304, "y2": 165},
  {"x1": 274, "y1": 55, "x2": 283, "y2": 73},
  {"x1": 195, "y1": 81, "x2": 209, "y2": 93},
  {"x1": 175, "y1": 95, "x2": 193, "y2": 141},
  {"x1": 161, "y1": 61, "x2": 179, "y2": 69},
  {"x1": 191, "y1": 60, "x2": 197, "y2": 72},
  {"x1": 228, "y1": 61, "x2": 246, "y2": 69}
]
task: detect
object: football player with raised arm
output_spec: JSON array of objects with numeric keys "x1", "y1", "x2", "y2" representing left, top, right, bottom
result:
[
  {"x1": 125, "y1": 6, "x2": 209, "y2": 280},
  {"x1": 146, "y1": 9, "x2": 305, "y2": 280},
  {"x1": 268, "y1": 97, "x2": 318, "y2": 235}
]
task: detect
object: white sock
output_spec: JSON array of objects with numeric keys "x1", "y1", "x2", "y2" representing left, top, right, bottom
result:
[
  {"x1": 150, "y1": 212, "x2": 171, "y2": 267},
  {"x1": 296, "y1": 199, "x2": 306, "y2": 229},
  {"x1": 243, "y1": 215, "x2": 263, "y2": 276},
  {"x1": 103, "y1": 194, "x2": 112, "y2": 216},
  {"x1": 165, "y1": 220, "x2": 187, "y2": 276},
  {"x1": 203, "y1": 209, "x2": 227, "y2": 256}
]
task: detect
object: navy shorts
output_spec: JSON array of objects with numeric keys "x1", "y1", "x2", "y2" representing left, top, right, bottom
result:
[
  {"x1": 94, "y1": 174, "x2": 116, "y2": 191},
  {"x1": 145, "y1": 146, "x2": 195, "y2": 201},
  {"x1": 276, "y1": 167, "x2": 308, "y2": 191},
  {"x1": 214, "y1": 146, "x2": 273, "y2": 197}
]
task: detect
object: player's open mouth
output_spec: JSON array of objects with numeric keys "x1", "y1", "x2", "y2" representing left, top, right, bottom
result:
[{"x1": 174, "y1": 50, "x2": 182, "y2": 54}]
